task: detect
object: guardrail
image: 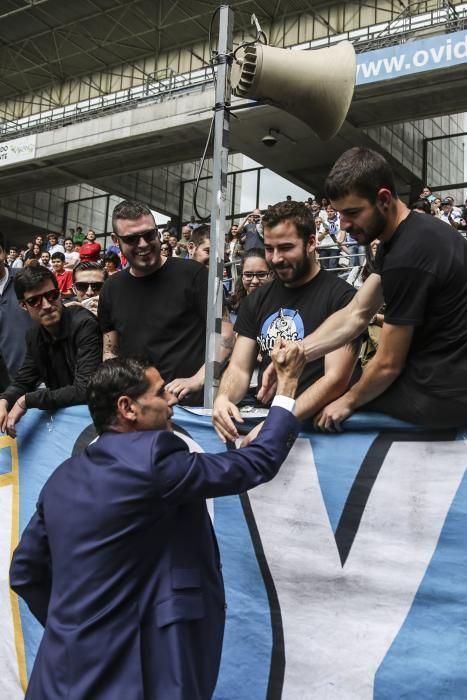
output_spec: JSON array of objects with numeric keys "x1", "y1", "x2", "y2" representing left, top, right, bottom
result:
[{"x1": 0, "y1": 2, "x2": 466, "y2": 142}]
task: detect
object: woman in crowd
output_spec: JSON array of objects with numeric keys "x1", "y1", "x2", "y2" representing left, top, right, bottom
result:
[
  {"x1": 226, "y1": 223, "x2": 243, "y2": 285},
  {"x1": 161, "y1": 242, "x2": 172, "y2": 258},
  {"x1": 229, "y1": 247, "x2": 271, "y2": 317},
  {"x1": 104, "y1": 252, "x2": 120, "y2": 275}
]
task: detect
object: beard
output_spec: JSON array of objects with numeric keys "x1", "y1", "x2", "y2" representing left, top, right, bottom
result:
[
  {"x1": 347, "y1": 207, "x2": 387, "y2": 246},
  {"x1": 271, "y1": 250, "x2": 312, "y2": 286}
]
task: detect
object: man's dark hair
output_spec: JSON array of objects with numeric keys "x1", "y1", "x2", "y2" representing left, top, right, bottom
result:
[
  {"x1": 325, "y1": 147, "x2": 397, "y2": 204},
  {"x1": 262, "y1": 201, "x2": 315, "y2": 243},
  {"x1": 64, "y1": 237, "x2": 74, "y2": 244},
  {"x1": 72, "y1": 261, "x2": 107, "y2": 282},
  {"x1": 87, "y1": 357, "x2": 152, "y2": 434},
  {"x1": 112, "y1": 200, "x2": 153, "y2": 233},
  {"x1": 48, "y1": 232, "x2": 58, "y2": 239},
  {"x1": 51, "y1": 251, "x2": 65, "y2": 262},
  {"x1": 189, "y1": 225, "x2": 210, "y2": 247},
  {"x1": 9, "y1": 246, "x2": 17, "y2": 253},
  {"x1": 13, "y1": 265, "x2": 58, "y2": 300}
]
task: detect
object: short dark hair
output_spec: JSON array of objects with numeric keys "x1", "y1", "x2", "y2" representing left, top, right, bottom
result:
[
  {"x1": 13, "y1": 265, "x2": 58, "y2": 300},
  {"x1": 51, "y1": 251, "x2": 65, "y2": 262},
  {"x1": 325, "y1": 147, "x2": 397, "y2": 204},
  {"x1": 87, "y1": 357, "x2": 152, "y2": 434},
  {"x1": 104, "y1": 252, "x2": 120, "y2": 267},
  {"x1": 112, "y1": 200, "x2": 154, "y2": 233},
  {"x1": 189, "y1": 225, "x2": 210, "y2": 248},
  {"x1": 64, "y1": 237, "x2": 74, "y2": 244},
  {"x1": 72, "y1": 261, "x2": 107, "y2": 282},
  {"x1": 262, "y1": 201, "x2": 315, "y2": 243}
]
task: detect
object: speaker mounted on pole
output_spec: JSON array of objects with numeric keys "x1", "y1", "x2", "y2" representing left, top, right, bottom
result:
[{"x1": 231, "y1": 41, "x2": 356, "y2": 141}]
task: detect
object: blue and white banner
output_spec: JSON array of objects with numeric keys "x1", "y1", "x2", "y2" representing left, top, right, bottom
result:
[
  {"x1": 356, "y1": 29, "x2": 467, "y2": 84},
  {"x1": 2, "y1": 407, "x2": 467, "y2": 698}
]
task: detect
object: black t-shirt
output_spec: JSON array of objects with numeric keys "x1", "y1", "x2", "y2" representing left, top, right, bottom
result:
[
  {"x1": 234, "y1": 271, "x2": 356, "y2": 395},
  {"x1": 376, "y1": 212, "x2": 467, "y2": 400},
  {"x1": 99, "y1": 258, "x2": 208, "y2": 386}
]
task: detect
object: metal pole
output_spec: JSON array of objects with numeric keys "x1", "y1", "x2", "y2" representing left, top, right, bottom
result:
[{"x1": 204, "y1": 5, "x2": 234, "y2": 408}]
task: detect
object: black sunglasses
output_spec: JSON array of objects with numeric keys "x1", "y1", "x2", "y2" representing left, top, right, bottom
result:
[
  {"x1": 74, "y1": 281, "x2": 104, "y2": 293},
  {"x1": 116, "y1": 228, "x2": 159, "y2": 246},
  {"x1": 22, "y1": 288, "x2": 60, "y2": 308}
]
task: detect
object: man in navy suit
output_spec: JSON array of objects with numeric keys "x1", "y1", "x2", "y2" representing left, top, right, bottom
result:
[{"x1": 10, "y1": 339, "x2": 304, "y2": 699}]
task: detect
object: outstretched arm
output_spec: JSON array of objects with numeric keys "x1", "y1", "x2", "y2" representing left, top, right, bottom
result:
[{"x1": 258, "y1": 274, "x2": 383, "y2": 404}]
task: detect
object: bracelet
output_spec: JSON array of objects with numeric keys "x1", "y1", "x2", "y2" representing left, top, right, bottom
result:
[{"x1": 16, "y1": 397, "x2": 27, "y2": 410}]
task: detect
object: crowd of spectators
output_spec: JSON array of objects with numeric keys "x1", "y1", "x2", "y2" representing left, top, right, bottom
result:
[{"x1": 1, "y1": 181, "x2": 466, "y2": 435}]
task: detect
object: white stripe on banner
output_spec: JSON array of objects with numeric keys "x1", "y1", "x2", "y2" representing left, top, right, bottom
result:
[{"x1": 247, "y1": 437, "x2": 466, "y2": 699}]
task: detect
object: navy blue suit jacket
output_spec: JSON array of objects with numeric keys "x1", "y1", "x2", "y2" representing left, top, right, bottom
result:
[{"x1": 10, "y1": 406, "x2": 298, "y2": 700}]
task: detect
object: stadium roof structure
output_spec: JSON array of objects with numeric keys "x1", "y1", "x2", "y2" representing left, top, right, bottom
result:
[{"x1": 0, "y1": 0, "x2": 345, "y2": 102}]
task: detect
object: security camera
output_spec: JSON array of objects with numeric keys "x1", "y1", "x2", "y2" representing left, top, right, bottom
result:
[{"x1": 262, "y1": 133, "x2": 278, "y2": 147}]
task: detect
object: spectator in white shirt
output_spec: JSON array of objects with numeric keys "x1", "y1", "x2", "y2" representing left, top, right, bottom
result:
[
  {"x1": 64, "y1": 238, "x2": 80, "y2": 269},
  {"x1": 8, "y1": 247, "x2": 23, "y2": 269},
  {"x1": 48, "y1": 232, "x2": 65, "y2": 256}
]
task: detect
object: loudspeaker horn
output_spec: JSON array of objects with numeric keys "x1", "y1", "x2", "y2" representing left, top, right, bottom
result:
[{"x1": 231, "y1": 41, "x2": 356, "y2": 141}]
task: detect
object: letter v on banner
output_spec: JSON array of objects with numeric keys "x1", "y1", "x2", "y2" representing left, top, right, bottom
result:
[{"x1": 243, "y1": 433, "x2": 467, "y2": 699}]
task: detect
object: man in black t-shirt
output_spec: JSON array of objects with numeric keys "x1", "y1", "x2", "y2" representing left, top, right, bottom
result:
[
  {"x1": 212, "y1": 201, "x2": 360, "y2": 444},
  {"x1": 257, "y1": 147, "x2": 467, "y2": 429},
  {"x1": 99, "y1": 200, "x2": 233, "y2": 406}
]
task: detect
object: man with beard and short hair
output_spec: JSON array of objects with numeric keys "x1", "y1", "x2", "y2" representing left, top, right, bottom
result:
[
  {"x1": 40, "y1": 251, "x2": 52, "y2": 270},
  {"x1": 259, "y1": 147, "x2": 467, "y2": 430},
  {"x1": 99, "y1": 200, "x2": 233, "y2": 405},
  {"x1": 213, "y1": 200, "x2": 360, "y2": 444},
  {"x1": 187, "y1": 225, "x2": 210, "y2": 267}
]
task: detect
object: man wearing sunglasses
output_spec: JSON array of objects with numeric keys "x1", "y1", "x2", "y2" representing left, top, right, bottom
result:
[
  {"x1": 71, "y1": 261, "x2": 107, "y2": 316},
  {"x1": 0, "y1": 265, "x2": 102, "y2": 438},
  {"x1": 99, "y1": 200, "x2": 233, "y2": 406}
]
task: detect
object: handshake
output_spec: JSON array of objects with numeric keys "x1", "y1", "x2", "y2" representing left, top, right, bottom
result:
[{"x1": 213, "y1": 338, "x2": 305, "y2": 444}]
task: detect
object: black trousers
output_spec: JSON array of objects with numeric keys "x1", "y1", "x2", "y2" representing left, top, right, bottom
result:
[{"x1": 364, "y1": 374, "x2": 467, "y2": 429}]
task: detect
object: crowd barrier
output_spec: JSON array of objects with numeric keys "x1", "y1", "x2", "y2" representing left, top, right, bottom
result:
[{"x1": 1, "y1": 405, "x2": 466, "y2": 699}]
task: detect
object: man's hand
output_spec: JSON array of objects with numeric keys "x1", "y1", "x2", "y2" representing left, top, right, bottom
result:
[
  {"x1": 81, "y1": 297, "x2": 99, "y2": 316},
  {"x1": 240, "y1": 420, "x2": 263, "y2": 448},
  {"x1": 4, "y1": 396, "x2": 27, "y2": 438},
  {"x1": 166, "y1": 375, "x2": 203, "y2": 401},
  {"x1": 256, "y1": 363, "x2": 277, "y2": 405},
  {"x1": 212, "y1": 394, "x2": 244, "y2": 444},
  {"x1": 272, "y1": 338, "x2": 305, "y2": 397},
  {"x1": 314, "y1": 394, "x2": 355, "y2": 432}
]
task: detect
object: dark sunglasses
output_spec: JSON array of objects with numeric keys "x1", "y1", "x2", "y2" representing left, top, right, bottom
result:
[
  {"x1": 116, "y1": 228, "x2": 159, "y2": 246},
  {"x1": 22, "y1": 288, "x2": 60, "y2": 308},
  {"x1": 242, "y1": 271, "x2": 270, "y2": 280},
  {"x1": 74, "y1": 282, "x2": 104, "y2": 293}
]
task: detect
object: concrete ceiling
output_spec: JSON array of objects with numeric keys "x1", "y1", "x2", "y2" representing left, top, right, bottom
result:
[{"x1": 0, "y1": 0, "x2": 343, "y2": 101}]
